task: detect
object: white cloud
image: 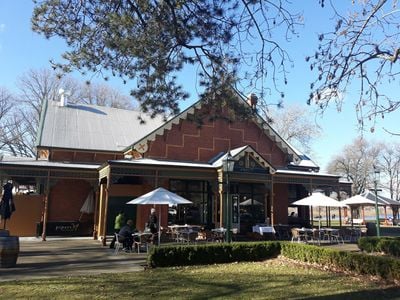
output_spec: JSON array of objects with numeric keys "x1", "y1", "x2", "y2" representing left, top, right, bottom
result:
[{"x1": 0, "y1": 24, "x2": 5, "y2": 32}]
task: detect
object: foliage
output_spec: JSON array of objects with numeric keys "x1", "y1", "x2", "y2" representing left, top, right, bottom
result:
[
  {"x1": 149, "y1": 241, "x2": 400, "y2": 283},
  {"x1": 357, "y1": 237, "x2": 381, "y2": 253},
  {"x1": 281, "y1": 242, "x2": 400, "y2": 282},
  {"x1": 358, "y1": 236, "x2": 400, "y2": 257},
  {"x1": 31, "y1": 0, "x2": 301, "y2": 119},
  {"x1": 148, "y1": 241, "x2": 281, "y2": 267},
  {"x1": 309, "y1": 0, "x2": 400, "y2": 133}
]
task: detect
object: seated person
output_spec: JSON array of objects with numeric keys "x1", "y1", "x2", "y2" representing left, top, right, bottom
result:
[{"x1": 118, "y1": 219, "x2": 136, "y2": 250}]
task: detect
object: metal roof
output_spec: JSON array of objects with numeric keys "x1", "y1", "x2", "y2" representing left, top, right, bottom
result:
[
  {"x1": 0, "y1": 156, "x2": 100, "y2": 170},
  {"x1": 37, "y1": 101, "x2": 165, "y2": 152},
  {"x1": 108, "y1": 158, "x2": 215, "y2": 169},
  {"x1": 275, "y1": 168, "x2": 340, "y2": 178}
]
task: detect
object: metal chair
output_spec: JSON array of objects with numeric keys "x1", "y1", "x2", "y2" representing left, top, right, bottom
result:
[
  {"x1": 134, "y1": 233, "x2": 150, "y2": 253},
  {"x1": 290, "y1": 228, "x2": 308, "y2": 243},
  {"x1": 330, "y1": 229, "x2": 344, "y2": 244}
]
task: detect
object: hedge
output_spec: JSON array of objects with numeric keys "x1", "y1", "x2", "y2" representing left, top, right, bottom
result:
[
  {"x1": 280, "y1": 242, "x2": 400, "y2": 282},
  {"x1": 358, "y1": 237, "x2": 400, "y2": 257},
  {"x1": 148, "y1": 241, "x2": 400, "y2": 282},
  {"x1": 147, "y1": 241, "x2": 281, "y2": 267}
]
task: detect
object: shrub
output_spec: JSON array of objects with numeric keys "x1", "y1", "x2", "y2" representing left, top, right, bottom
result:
[
  {"x1": 280, "y1": 242, "x2": 400, "y2": 282},
  {"x1": 358, "y1": 237, "x2": 380, "y2": 253},
  {"x1": 377, "y1": 239, "x2": 400, "y2": 257},
  {"x1": 148, "y1": 241, "x2": 400, "y2": 283},
  {"x1": 147, "y1": 241, "x2": 281, "y2": 268},
  {"x1": 358, "y1": 237, "x2": 400, "y2": 257}
]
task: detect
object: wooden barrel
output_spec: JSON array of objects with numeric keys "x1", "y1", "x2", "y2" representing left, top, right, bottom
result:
[{"x1": 0, "y1": 235, "x2": 19, "y2": 268}]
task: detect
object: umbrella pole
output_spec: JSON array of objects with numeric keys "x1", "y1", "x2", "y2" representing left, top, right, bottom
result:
[
  {"x1": 318, "y1": 207, "x2": 321, "y2": 231},
  {"x1": 158, "y1": 209, "x2": 161, "y2": 245}
]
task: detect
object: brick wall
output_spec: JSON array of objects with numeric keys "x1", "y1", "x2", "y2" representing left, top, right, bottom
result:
[
  {"x1": 50, "y1": 150, "x2": 122, "y2": 163},
  {"x1": 48, "y1": 179, "x2": 92, "y2": 221},
  {"x1": 146, "y1": 108, "x2": 287, "y2": 166},
  {"x1": 273, "y1": 183, "x2": 289, "y2": 224}
]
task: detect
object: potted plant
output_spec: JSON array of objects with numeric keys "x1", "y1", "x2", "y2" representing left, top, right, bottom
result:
[{"x1": 0, "y1": 181, "x2": 19, "y2": 268}]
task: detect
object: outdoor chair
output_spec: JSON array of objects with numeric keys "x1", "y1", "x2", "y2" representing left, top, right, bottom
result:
[
  {"x1": 290, "y1": 228, "x2": 308, "y2": 243},
  {"x1": 310, "y1": 229, "x2": 322, "y2": 245},
  {"x1": 113, "y1": 233, "x2": 123, "y2": 255},
  {"x1": 231, "y1": 228, "x2": 239, "y2": 241},
  {"x1": 274, "y1": 225, "x2": 291, "y2": 240},
  {"x1": 134, "y1": 233, "x2": 150, "y2": 253},
  {"x1": 330, "y1": 229, "x2": 344, "y2": 244}
]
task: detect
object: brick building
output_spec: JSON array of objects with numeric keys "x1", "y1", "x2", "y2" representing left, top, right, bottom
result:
[{"x1": 0, "y1": 95, "x2": 351, "y2": 242}]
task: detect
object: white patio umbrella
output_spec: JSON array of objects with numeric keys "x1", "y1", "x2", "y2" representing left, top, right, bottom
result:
[
  {"x1": 79, "y1": 190, "x2": 95, "y2": 221},
  {"x1": 292, "y1": 193, "x2": 348, "y2": 229},
  {"x1": 127, "y1": 187, "x2": 192, "y2": 244},
  {"x1": 341, "y1": 195, "x2": 377, "y2": 206},
  {"x1": 292, "y1": 193, "x2": 348, "y2": 208},
  {"x1": 341, "y1": 195, "x2": 378, "y2": 225}
]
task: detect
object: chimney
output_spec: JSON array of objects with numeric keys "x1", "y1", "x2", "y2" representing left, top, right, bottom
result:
[
  {"x1": 58, "y1": 88, "x2": 69, "y2": 106},
  {"x1": 247, "y1": 93, "x2": 258, "y2": 110}
]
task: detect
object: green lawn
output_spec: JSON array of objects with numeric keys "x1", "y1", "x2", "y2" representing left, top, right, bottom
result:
[{"x1": 0, "y1": 258, "x2": 398, "y2": 299}]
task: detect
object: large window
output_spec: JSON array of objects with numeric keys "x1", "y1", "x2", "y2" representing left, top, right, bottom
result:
[
  {"x1": 169, "y1": 179, "x2": 211, "y2": 225},
  {"x1": 232, "y1": 183, "x2": 266, "y2": 225}
]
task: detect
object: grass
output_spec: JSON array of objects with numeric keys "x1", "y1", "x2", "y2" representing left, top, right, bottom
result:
[{"x1": 0, "y1": 258, "x2": 399, "y2": 299}]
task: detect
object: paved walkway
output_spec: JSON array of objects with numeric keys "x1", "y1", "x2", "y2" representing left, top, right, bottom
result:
[{"x1": 0, "y1": 237, "x2": 147, "y2": 282}]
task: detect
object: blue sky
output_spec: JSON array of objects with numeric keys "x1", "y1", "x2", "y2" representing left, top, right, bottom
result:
[{"x1": 0, "y1": 1, "x2": 398, "y2": 170}]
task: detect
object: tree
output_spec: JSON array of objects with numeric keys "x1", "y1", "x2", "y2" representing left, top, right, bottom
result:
[
  {"x1": 379, "y1": 144, "x2": 400, "y2": 201},
  {"x1": 0, "y1": 69, "x2": 134, "y2": 157},
  {"x1": 263, "y1": 104, "x2": 321, "y2": 154},
  {"x1": 309, "y1": 0, "x2": 400, "y2": 133},
  {"x1": 327, "y1": 138, "x2": 381, "y2": 195},
  {"x1": 31, "y1": 0, "x2": 301, "y2": 118},
  {"x1": 0, "y1": 88, "x2": 15, "y2": 154},
  {"x1": 0, "y1": 88, "x2": 13, "y2": 122},
  {"x1": 78, "y1": 82, "x2": 133, "y2": 109}
]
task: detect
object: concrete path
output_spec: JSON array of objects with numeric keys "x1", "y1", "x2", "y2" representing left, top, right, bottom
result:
[{"x1": 0, "y1": 237, "x2": 147, "y2": 282}]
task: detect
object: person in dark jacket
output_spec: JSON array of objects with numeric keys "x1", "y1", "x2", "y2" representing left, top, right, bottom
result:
[
  {"x1": 118, "y1": 219, "x2": 135, "y2": 251},
  {"x1": 148, "y1": 208, "x2": 158, "y2": 244}
]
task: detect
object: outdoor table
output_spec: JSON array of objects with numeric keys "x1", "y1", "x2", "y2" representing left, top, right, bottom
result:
[
  {"x1": 168, "y1": 225, "x2": 201, "y2": 243},
  {"x1": 321, "y1": 228, "x2": 343, "y2": 244},
  {"x1": 131, "y1": 232, "x2": 153, "y2": 253},
  {"x1": 291, "y1": 227, "x2": 313, "y2": 243}
]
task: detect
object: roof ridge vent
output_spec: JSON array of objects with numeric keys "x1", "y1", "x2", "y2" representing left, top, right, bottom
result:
[{"x1": 58, "y1": 88, "x2": 71, "y2": 106}]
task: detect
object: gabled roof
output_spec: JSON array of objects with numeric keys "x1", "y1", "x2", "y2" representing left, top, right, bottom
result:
[
  {"x1": 211, "y1": 145, "x2": 275, "y2": 174},
  {"x1": 126, "y1": 97, "x2": 314, "y2": 168},
  {"x1": 36, "y1": 101, "x2": 165, "y2": 152}
]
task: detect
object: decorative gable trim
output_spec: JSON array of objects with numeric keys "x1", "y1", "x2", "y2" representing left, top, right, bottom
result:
[
  {"x1": 127, "y1": 101, "x2": 203, "y2": 155},
  {"x1": 231, "y1": 145, "x2": 276, "y2": 174},
  {"x1": 213, "y1": 145, "x2": 276, "y2": 174}
]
